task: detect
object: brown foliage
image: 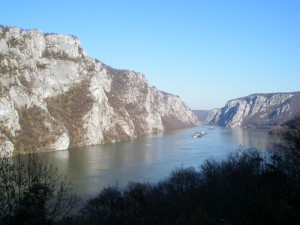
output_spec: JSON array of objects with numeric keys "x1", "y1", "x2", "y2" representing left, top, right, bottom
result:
[
  {"x1": 14, "y1": 106, "x2": 58, "y2": 154},
  {"x1": 46, "y1": 80, "x2": 93, "y2": 147}
]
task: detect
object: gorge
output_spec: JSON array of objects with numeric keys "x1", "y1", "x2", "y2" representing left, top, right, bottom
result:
[{"x1": 0, "y1": 25, "x2": 199, "y2": 157}]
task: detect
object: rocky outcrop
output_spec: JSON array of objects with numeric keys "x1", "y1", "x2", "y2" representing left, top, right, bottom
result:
[
  {"x1": 206, "y1": 92, "x2": 300, "y2": 127},
  {"x1": 0, "y1": 25, "x2": 199, "y2": 157}
]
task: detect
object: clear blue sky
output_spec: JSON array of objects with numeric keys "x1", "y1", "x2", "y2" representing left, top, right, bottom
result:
[{"x1": 1, "y1": 0, "x2": 300, "y2": 110}]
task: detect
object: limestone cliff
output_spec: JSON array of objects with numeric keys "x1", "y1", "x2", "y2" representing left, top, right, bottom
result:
[
  {"x1": 205, "y1": 92, "x2": 300, "y2": 127},
  {"x1": 0, "y1": 25, "x2": 199, "y2": 157}
]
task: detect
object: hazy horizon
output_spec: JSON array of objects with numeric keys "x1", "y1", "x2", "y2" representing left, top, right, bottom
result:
[{"x1": 2, "y1": 0, "x2": 300, "y2": 110}]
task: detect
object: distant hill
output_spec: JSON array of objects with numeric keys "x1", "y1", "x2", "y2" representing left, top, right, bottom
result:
[
  {"x1": 205, "y1": 92, "x2": 300, "y2": 127},
  {"x1": 193, "y1": 110, "x2": 209, "y2": 123}
]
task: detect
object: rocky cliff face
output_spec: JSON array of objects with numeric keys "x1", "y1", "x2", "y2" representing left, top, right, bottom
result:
[
  {"x1": 205, "y1": 92, "x2": 300, "y2": 127},
  {"x1": 0, "y1": 25, "x2": 199, "y2": 157}
]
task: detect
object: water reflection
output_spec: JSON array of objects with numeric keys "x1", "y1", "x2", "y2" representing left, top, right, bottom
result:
[
  {"x1": 230, "y1": 127, "x2": 277, "y2": 151},
  {"x1": 33, "y1": 126, "x2": 280, "y2": 197}
]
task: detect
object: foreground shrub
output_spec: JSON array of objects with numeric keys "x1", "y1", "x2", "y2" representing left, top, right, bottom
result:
[{"x1": 79, "y1": 147, "x2": 300, "y2": 225}]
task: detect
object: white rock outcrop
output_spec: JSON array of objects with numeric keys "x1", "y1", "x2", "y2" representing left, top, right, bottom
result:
[
  {"x1": 206, "y1": 92, "x2": 299, "y2": 127},
  {"x1": 0, "y1": 25, "x2": 199, "y2": 156}
]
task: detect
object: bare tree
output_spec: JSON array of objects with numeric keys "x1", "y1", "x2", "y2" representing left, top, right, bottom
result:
[
  {"x1": 270, "y1": 112, "x2": 300, "y2": 181},
  {"x1": 0, "y1": 154, "x2": 79, "y2": 225}
]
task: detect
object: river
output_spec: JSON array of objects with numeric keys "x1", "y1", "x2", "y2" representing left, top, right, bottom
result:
[{"x1": 33, "y1": 125, "x2": 280, "y2": 198}]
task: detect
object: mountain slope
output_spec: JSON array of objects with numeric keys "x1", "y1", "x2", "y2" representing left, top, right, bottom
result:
[
  {"x1": 205, "y1": 92, "x2": 300, "y2": 127},
  {"x1": 193, "y1": 110, "x2": 209, "y2": 123},
  {"x1": 0, "y1": 25, "x2": 199, "y2": 157}
]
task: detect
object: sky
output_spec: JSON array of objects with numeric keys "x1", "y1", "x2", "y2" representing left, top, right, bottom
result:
[{"x1": 1, "y1": 0, "x2": 300, "y2": 110}]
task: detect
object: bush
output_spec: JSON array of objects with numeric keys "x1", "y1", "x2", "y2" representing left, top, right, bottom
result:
[
  {"x1": 78, "y1": 146, "x2": 300, "y2": 225},
  {"x1": 80, "y1": 186, "x2": 127, "y2": 225}
]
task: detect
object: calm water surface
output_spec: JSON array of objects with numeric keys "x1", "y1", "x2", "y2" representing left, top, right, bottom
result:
[{"x1": 37, "y1": 126, "x2": 280, "y2": 198}]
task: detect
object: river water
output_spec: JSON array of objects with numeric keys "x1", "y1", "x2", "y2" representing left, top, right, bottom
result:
[{"x1": 35, "y1": 125, "x2": 280, "y2": 198}]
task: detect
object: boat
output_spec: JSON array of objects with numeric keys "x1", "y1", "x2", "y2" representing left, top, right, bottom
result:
[
  {"x1": 208, "y1": 126, "x2": 214, "y2": 130},
  {"x1": 192, "y1": 131, "x2": 205, "y2": 138}
]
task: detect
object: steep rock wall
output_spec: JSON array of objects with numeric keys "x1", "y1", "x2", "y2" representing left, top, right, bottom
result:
[
  {"x1": 0, "y1": 26, "x2": 199, "y2": 157},
  {"x1": 205, "y1": 92, "x2": 300, "y2": 127}
]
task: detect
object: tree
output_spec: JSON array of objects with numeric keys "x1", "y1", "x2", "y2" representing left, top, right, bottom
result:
[
  {"x1": 80, "y1": 186, "x2": 127, "y2": 225},
  {"x1": 270, "y1": 112, "x2": 300, "y2": 179},
  {"x1": 0, "y1": 154, "x2": 79, "y2": 225},
  {"x1": 267, "y1": 113, "x2": 300, "y2": 222}
]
